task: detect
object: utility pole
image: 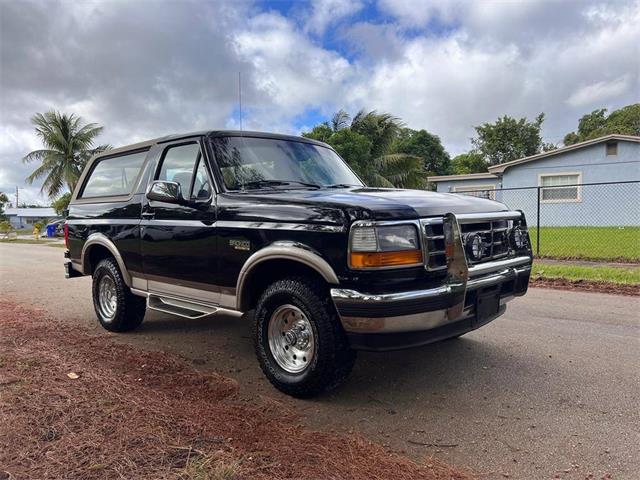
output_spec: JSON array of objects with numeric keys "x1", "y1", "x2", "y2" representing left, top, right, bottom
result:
[
  {"x1": 15, "y1": 186, "x2": 18, "y2": 208},
  {"x1": 238, "y1": 71, "x2": 243, "y2": 131}
]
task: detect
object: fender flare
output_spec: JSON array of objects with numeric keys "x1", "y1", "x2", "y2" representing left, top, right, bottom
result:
[
  {"x1": 236, "y1": 241, "x2": 339, "y2": 311},
  {"x1": 81, "y1": 233, "x2": 132, "y2": 287}
]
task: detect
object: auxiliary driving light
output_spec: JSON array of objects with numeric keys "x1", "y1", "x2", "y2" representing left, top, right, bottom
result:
[
  {"x1": 465, "y1": 233, "x2": 485, "y2": 260},
  {"x1": 512, "y1": 226, "x2": 527, "y2": 249}
]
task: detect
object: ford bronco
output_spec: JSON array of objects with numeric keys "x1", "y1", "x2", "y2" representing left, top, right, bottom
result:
[{"x1": 64, "y1": 131, "x2": 533, "y2": 397}]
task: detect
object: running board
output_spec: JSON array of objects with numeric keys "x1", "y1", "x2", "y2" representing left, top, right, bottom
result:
[{"x1": 147, "y1": 294, "x2": 220, "y2": 319}]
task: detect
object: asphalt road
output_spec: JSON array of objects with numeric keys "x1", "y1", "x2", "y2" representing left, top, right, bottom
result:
[{"x1": 1, "y1": 243, "x2": 639, "y2": 479}]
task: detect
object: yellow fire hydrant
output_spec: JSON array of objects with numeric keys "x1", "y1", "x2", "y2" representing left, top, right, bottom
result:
[{"x1": 33, "y1": 225, "x2": 40, "y2": 240}]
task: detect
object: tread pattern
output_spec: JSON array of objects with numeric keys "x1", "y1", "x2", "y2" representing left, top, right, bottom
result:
[
  {"x1": 254, "y1": 276, "x2": 356, "y2": 398},
  {"x1": 92, "y1": 258, "x2": 146, "y2": 332}
]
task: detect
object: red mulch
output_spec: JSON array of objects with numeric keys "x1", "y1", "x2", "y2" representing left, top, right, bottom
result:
[
  {"x1": 0, "y1": 300, "x2": 472, "y2": 480},
  {"x1": 530, "y1": 277, "x2": 639, "y2": 296}
]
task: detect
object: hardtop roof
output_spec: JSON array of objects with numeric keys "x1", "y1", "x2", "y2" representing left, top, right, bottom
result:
[{"x1": 94, "y1": 130, "x2": 331, "y2": 159}]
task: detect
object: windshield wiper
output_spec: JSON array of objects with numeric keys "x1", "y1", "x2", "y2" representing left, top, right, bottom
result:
[
  {"x1": 240, "y1": 179, "x2": 321, "y2": 190},
  {"x1": 324, "y1": 183, "x2": 360, "y2": 189}
]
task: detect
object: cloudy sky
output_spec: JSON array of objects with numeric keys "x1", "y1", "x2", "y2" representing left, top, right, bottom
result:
[{"x1": 1, "y1": 0, "x2": 638, "y2": 204}]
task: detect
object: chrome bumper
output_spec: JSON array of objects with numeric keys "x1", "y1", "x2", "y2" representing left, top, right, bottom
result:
[{"x1": 331, "y1": 211, "x2": 533, "y2": 336}]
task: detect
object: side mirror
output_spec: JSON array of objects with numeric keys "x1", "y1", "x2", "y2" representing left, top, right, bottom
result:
[{"x1": 146, "y1": 181, "x2": 185, "y2": 204}]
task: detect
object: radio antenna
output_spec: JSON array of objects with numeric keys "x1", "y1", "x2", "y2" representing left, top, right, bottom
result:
[{"x1": 238, "y1": 71, "x2": 243, "y2": 132}]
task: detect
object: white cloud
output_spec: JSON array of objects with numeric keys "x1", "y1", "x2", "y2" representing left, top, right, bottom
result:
[
  {"x1": 377, "y1": 0, "x2": 460, "y2": 28},
  {"x1": 354, "y1": 0, "x2": 640, "y2": 152},
  {"x1": 305, "y1": 0, "x2": 363, "y2": 35},
  {"x1": 566, "y1": 75, "x2": 633, "y2": 108},
  {"x1": 232, "y1": 13, "x2": 352, "y2": 113}
]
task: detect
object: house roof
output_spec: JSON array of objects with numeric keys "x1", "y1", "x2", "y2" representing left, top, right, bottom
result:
[
  {"x1": 427, "y1": 172, "x2": 498, "y2": 183},
  {"x1": 488, "y1": 134, "x2": 640, "y2": 174},
  {"x1": 4, "y1": 207, "x2": 58, "y2": 217}
]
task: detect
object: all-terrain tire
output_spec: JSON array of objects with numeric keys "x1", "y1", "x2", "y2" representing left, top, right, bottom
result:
[
  {"x1": 92, "y1": 257, "x2": 146, "y2": 332},
  {"x1": 254, "y1": 276, "x2": 356, "y2": 398}
]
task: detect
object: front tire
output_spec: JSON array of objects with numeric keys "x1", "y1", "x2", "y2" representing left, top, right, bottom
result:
[
  {"x1": 254, "y1": 277, "x2": 356, "y2": 398},
  {"x1": 92, "y1": 257, "x2": 146, "y2": 332}
]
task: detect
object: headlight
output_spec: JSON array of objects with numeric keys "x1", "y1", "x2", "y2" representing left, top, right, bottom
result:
[{"x1": 350, "y1": 224, "x2": 422, "y2": 268}]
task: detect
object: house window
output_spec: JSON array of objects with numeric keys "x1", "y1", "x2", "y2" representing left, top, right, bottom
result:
[
  {"x1": 606, "y1": 142, "x2": 617, "y2": 156},
  {"x1": 539, "y1": 173, "x2": 582, "y2": 203},
  {"x1": 453, "y1": 185, "x2": 496, "y2": 200}
]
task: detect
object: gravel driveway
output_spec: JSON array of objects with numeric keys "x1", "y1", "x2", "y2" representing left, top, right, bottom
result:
[{"x1": 1, "y1": 243, "x2": 638, "y2": 479}]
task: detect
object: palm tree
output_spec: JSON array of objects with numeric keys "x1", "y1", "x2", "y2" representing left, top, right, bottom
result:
[
  {"x1": 350, "y1": 110, "x2": 427, "y2": 189},
  {"x1": 23, "y1": 111, "x2": 109, "y2": 198},
  {"x1": 330, "y1": 109, "x2": 351, "y2": 132}
]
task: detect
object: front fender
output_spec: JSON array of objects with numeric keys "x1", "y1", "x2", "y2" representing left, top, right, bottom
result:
[{"x1": 236, "y1": 241, "x2": 340, "y2": 311}]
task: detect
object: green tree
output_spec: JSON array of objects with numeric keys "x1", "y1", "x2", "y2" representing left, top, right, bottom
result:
[
  {"x1": 350, "y1": 109, "x2": 402, "y2": 159},
  {"x1": 303, "y1": 123, "x2": 334, "y2": 142},
  {"x1": 0, "y1": 220, "x2": 12, "y2": 234},
  {"x1": 0, "y1": 192, "x2": 9, "y2": 220},
  {"x1": 323, "y1": 129, "x2": 372, "y2": 172},
  {"x1": 303, "y1": 109, "x2": 429, "y2": 189},
  {"x1": 451, "y1": 152, "x2": 488, "y2": 174},
  {"x1": 393, "y1": 128, "x2": 451, "y2": 176},
  {"x1": 51, "y1": 192, "x2": 72, "y2": 216},
  {"x1": 472, "y1": 113, "x2": 545, "y2": 165},
  {"x1": 564, "y1": 104, "x2": 640, "y2": 145},
  {"x1": 23, "y1": 111, "x2": 109, "y2": 198}
]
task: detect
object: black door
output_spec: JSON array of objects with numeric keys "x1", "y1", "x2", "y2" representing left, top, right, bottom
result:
[{"x1": 140, "y1": 139, "x2": 218, "y2": 298}]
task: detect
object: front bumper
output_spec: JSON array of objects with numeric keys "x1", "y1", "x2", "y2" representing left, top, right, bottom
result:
[{"x1": 331, "y1": 211, "x2": 533, "y2": 351}]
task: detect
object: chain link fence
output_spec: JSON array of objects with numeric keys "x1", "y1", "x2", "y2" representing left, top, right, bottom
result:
[{"x1": 452, "y1": 180, "x2": 640, "y2": 263}]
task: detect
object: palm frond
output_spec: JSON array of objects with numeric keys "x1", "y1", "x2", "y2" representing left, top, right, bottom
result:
[
  {"x1": 374, "y1": 154, "x2": 427, "y2": 189},
  {"x1": 22, "y1": 149, "x2": 58, "y2": 164},
  {"x1": 331, "y1": 110, "x2": 351, "y2": 131}
]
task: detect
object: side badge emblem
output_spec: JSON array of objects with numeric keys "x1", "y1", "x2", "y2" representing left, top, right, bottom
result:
[{"x1": 229, "y1": 239, "x2": 250, "y2": 251}]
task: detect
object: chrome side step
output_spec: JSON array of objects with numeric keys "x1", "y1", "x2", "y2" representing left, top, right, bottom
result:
[
  {"x1": 131, "y1": 287, "x2": 244, "y2": 319},
  {"x1": 147, "y1": 294, "x2": 220, "y2": 319}
]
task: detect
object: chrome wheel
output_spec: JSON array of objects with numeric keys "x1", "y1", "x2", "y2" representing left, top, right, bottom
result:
[
  {"x1": 97, "y1": 275, "x2": 117, "y2": 322},
  {"x1": 268, "y1": 304, "x2": 315, "y2": 374}
]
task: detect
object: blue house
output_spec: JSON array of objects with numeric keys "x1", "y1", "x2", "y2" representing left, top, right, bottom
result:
[
  {"x1": 428, "y1": 134, "x2": 640, "y2": 226},
  {"x1": 4, "y1": 207, "x2": 60, "y2": 229}
]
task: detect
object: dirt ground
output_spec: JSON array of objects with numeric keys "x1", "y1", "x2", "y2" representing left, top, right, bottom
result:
[
  {"x1": 0, "y1": 300, "x2": 470, "y2": 480},
  {"x1": 529, "y1": 277, "x2": 639, "y2": 296}
]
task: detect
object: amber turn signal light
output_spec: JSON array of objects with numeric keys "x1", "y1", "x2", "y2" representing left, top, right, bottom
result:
[{"x1": 350, "y1": 249, "x2": 422, "y2": 268}]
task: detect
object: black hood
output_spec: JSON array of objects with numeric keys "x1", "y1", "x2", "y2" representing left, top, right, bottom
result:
[{"x1": 219, "y1": 187, "x2": 508, "y2": 224}]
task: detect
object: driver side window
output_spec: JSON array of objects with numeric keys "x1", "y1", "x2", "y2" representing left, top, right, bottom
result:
[{"x1": 157, "y1": 143, "x2": 211, "y2": 200}]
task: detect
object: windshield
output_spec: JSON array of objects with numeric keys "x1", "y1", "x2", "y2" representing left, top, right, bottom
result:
[{"x1": 210, "y1": 136, "x2": 363, "y2": 190}]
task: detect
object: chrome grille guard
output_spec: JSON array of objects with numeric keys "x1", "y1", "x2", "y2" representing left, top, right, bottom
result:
[{"x1": 440, "y1": 210, "x2": 532, "y2": 321}]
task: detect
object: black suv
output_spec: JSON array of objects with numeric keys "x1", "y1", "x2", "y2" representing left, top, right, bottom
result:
[{"x1": 65, "y1": 131, "x2": 532, "y2": 397}]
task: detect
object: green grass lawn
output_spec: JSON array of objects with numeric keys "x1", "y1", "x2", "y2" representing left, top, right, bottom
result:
[
  {"x1": 532, "y1": 261, "x2": 640, "y2": 285},
  {"x1": 528, "y1": 226, "x2": 640, "y2": 262}
]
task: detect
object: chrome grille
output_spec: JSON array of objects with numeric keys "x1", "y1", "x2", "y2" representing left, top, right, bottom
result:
[
  {"x1": 421, "y1": 212, "x2": 529, "y2": 270},
  {"x1": 421, "y1": 218, "x2": 447, "y2": 271},
  {"x1": 459, "y1": 220, "x2": 511, "y2": 264}
]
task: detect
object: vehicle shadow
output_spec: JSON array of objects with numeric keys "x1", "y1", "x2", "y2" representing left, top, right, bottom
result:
[
  {"x1": 135, "y1": 311, "x2": 543, "y2": 411},
  {"x1": 326, "y1": 333, "x2": 542, "y2": 407}
]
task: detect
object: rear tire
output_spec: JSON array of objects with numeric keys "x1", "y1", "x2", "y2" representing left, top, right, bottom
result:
[
  {"x1": 92, "y1": 257, "x2": 146, "y2": 332},
  {"x1": 254, "y1": 276, "x2": 356, "y2": 398}
]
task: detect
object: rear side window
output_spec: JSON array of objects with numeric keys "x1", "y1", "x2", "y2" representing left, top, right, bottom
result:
[{"x1": 81, "y1": 151, "x2": 147, "y2": 198}]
